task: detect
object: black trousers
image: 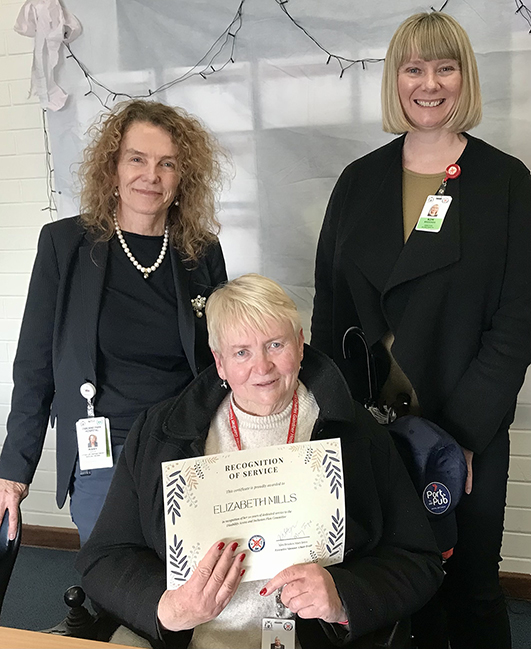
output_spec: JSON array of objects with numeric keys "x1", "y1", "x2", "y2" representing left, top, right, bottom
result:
[{"x1": 413, "y1": 423, "x2": 512, "y2": 649}]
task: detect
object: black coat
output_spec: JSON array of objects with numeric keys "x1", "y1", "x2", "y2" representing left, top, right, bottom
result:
[
  {"x1": 311, "y1": 134, "x2": 531, "y2": 454},
  {"x1": 0, "y1": 216, "x2": 227, "y2": 507},
  {"x1": 76, "y1": 345, "x2": 443, "y2": 649}
]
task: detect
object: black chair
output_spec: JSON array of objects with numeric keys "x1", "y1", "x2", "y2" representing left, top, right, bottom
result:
[
  {"x1": 0, "y1": 507, "x2": 22, "y2": 615},
  {"x1": 43, "y1": 586, "x2": 119, "y2": 641}
]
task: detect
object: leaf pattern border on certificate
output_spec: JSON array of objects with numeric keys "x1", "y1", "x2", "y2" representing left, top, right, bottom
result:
[
  {"x1": 191, "y1": 455, "x2": 220, "y2": 480},
  {"x1": 168, "y1": 534, "x2": 192, "y2": 585},
  {"x1": 310, "y1": 522, "x2": 328, "y2": 562},
  {"x1": 322, "y1": 447, "x2": 342, "y2": 499},
  {"x1": 326, "y1": 508, "x2": 344, "y2": 558},
  {"x1": 166, "y1": 457, "x2": 222, "y2": 519},
  {"x1": 288, "y1": 441, "x2": 342, "y2": 496},
  {"x1": 166, "y1": 469, "x2": 187, "y2": 524}
]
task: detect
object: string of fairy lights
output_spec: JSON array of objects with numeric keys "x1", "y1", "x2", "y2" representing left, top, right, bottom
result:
[
  {"x1": 273, "y1": 0, "x2": 384, "y2": 77},
  {"x1": 41, "y1": 0, "x2": 393, "y2": 216},
  {"x1": 42, "y1": 0, "x2": 246, "y2": 216},
  {"x1": 64, "y1": 0, "x2": 245, "y2": 109},
  {"x1": 41, "y1": 0, "x2": 530, "y2": 217},
  {"x1": 41, "y1": 109, "x2": 57, "y2": 216},
  {"x1": 515, "y1": 0, "x2": 531, "y2": 31},
  {"x1": 62, "y1": 0, "x2": 397, "y2": 109}
]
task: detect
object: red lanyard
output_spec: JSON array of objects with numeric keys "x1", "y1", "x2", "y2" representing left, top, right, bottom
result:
[{"x1": 228, "y1": 391, "x2": 299, "y2": 451}]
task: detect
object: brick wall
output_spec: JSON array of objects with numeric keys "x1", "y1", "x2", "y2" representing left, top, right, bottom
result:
[{"x1": 0, "y1": 0, "x2": 75, "y2": 528}]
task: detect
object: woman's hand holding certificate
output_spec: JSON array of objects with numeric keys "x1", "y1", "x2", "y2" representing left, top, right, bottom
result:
[
  {"x1": 262, "y1": 563, "x2": 347, "y2": 624},
  {"x1": 77, "y1": 275, "x2": 443, "y2": 649},
  {"x1": 158, "y1": 540, "x2": 246, "y2": 632}
]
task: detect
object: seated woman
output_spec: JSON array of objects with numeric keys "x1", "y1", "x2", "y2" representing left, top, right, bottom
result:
[{"x1": 76, "y1": 274, "x2": 443, "y2": 649}]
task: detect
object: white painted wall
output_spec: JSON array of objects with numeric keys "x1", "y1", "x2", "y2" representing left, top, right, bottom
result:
[
  {"x1": 0, "y1": 0, "x2": 75, "y2": 529},
  {"x1": 502, "y1": 375, "x2": 531, "y2": 574},
  {"x1": 0, "y1": 0, "x2": 529, "y2": 571}
]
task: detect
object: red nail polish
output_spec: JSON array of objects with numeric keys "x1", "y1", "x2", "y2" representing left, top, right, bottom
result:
[
  {"x1": 217, "y1": 542, "x2": 225, "y2": 551},
  {"x1": 240, "y1": 569, "x2": 245, "y2": 577},
  {"x1": 239, "y1": 553, "x2": 245, "y2": 562},
  {"x1": 231, "y1": 542, "x2": 238, "y2": 552},
  {"x1": 259, "y1": 588, "x2": 267, "y2": 596}
]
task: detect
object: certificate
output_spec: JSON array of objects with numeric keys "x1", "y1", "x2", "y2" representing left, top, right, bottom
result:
[{"x1": 162, "y1": 439, "x2": 345, "y2": 588}]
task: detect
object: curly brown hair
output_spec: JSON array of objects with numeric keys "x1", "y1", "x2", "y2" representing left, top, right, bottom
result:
[{"x1": 78, "y1": 100, "x2": 226, "y2": 262}]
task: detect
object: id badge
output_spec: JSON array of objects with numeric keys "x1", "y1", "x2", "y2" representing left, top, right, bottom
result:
[
  {"x1": 76, "y1": 416, "x2": 113, "y2": 470},
  {"x1": 261, "y1": 618, "x2": 295, "y2": 649},
  {"x1": 415, "y1": 194, "x2": 453, "y2": 233}
]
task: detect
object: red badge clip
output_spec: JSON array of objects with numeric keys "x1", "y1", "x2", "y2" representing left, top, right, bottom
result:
[{"x1": 444, "y1": 164, "x2": 461, "y2": 181}]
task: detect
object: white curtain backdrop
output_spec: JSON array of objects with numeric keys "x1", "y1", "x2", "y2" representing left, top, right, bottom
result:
[{"x1": 45, "y1": 0, "x2": 531, "y2": 332}]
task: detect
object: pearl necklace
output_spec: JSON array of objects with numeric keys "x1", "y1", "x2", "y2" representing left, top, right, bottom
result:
[{"x1": 113, "y1": 215, "x2": 169, "y2": 279}]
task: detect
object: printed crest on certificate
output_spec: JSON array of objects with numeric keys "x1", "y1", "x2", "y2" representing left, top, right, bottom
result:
[{"x1": 162, "y1": 438, "x2": 345, "y2": 588}]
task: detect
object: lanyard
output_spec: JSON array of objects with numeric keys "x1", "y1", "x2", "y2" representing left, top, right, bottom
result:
[
  {"x1": 80, "y1": 382, "x2": 96, "y2": 417},
  {"x1": 228, "y1": 391, "x2": 299, "y2": 451},
  {"x1": 436, "y1": 163, "x2": 461, "y2": 195}
]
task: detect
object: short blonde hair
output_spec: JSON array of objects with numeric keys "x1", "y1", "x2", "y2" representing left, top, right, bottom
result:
[
  {"x1": 206, "y1": 274, "x2": 302, "y2": 354},
  {"x1": 382, "y1": 12, "x2": 482, "y2": 134}
]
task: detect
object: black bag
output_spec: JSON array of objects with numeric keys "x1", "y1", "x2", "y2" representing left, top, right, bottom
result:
[{"x1": 342, "y1": 327, "x2": 467, "y2": 555}]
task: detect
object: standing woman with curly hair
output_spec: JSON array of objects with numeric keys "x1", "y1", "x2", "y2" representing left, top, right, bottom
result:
[{"x1": 0, "y1": 100, "x2": 228, "y2": 543}]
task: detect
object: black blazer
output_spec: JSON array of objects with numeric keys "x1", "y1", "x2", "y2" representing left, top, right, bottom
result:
[
  {"x1": 77, "y1": 346, "x2": 442, "y2": 649},
  {"x1": 311, "y1": 134, "x2": 531, "y2": 454},
  {"x1": 0, "y1": 217, "x2": 227, "y2": 507}
]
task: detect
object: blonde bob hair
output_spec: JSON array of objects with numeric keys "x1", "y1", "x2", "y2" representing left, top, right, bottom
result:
[
  {"x1": 381, "y1": 12, "x2": 482, "y2": 134},
  {"x1": 206, "y1": 274, "x2": 302, "y2": 354},
  {"x1": 78, "y1": 100, "x2": 226, "y2": 263}
]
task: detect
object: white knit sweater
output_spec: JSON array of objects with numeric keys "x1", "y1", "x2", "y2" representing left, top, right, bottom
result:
[{"x1": 190, "y1": 382, "x2": 319, "y2": 649}]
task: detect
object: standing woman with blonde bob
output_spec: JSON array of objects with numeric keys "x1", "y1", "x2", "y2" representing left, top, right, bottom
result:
[
  {"x1": 0, "y1": 100, "x2": 227, "y2": 544},
  {"x1": 312, "y1": 12, "x2": 531, "y2": 649}
]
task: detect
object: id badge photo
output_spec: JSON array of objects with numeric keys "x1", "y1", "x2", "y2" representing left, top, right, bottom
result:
[
  {"x1": 416, "y1": 194, "x2": 453, "y2": 233},
  {"x1": 261, "y1": 618, "x2": 296, "y2": 649},
  {"x1": 76, "y1": 416, "x2": 113, "y2": 471}
]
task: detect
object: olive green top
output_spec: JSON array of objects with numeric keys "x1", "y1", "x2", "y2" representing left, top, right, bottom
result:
[{"x1": 402, "y1": 168, "x2": 446, "y2": 241}]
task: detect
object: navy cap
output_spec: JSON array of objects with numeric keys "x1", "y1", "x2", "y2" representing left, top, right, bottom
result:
[{"x1": 387, "y1": 415, "x2": 467, "y2": 554}]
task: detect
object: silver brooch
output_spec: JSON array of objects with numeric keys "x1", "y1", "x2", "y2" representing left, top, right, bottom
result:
[{"x1": 191, "y1": 295, "x2": 207, "y2": 318}]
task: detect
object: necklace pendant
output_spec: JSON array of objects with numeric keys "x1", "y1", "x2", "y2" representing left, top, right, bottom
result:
[{"x1": 143, "y1": 271, "x2": 149, "y2": 279}]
